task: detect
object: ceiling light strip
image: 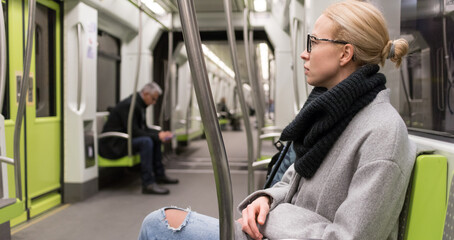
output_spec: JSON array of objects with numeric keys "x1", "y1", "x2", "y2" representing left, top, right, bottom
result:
[{"x1": 128, "y1": 0, "x2": 170, "y2": 31}]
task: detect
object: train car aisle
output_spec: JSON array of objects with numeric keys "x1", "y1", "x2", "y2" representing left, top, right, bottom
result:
[{"x1": 10, "y1": 119, "x2": 276, "y2": 240}]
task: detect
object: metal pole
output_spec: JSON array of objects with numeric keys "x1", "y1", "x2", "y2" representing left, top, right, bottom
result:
[
  {"x1": 14, "y1": 0, "x2": 36, "y2": 201},
  {"x1": 176, "y1": 0, "x2": 234, "y2": 239},
  {"x1": 0, "y1": 2, "x2": 6, "y2": 113},
  {"x1": 291, "y1": 18, "x2": 300, "y2": 111},
  {"x1": 160, "y1": 18, "x2": 174, "y2": 127},
  {"x1": 250, "y1": 30, "x2": 266, "y2": 119},
  {"x1": 127, "y1": 1, "x2": 143, "y2": 157},
  {"x1": 223, "y1": 0, "x2": 255, "y2": 194},
  {"x1": 243, "y1": 8, "x2": 262, "y2": 194}
]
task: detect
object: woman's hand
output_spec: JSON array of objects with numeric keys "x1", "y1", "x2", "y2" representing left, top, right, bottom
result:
[{"x1": 237, "y1": 196, "x2": 271, "y2": 240}]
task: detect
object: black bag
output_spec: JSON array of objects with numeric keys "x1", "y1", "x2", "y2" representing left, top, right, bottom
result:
[{"x1": 264, "y1": 141, "x2": 292, "y2": 189}]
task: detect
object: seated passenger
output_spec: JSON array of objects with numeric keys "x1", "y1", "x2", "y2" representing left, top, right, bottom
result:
[
  {"x1": 217, "y1": 97, "x2": 241, "y2": 131},
  {"x1": 138, "y1": 0, "x2": 416, "y2": 239},
  {"x1": 217, "y1": 97, "x2": 231, "y2": 119},
  {"x1": 99, "y1": 82, "x2": 178, "y2": 195}
]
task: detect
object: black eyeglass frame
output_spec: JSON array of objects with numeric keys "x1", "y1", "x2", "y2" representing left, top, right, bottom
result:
[{"x1": 306, "y1": 34, "x2": 349, "y2": 53}]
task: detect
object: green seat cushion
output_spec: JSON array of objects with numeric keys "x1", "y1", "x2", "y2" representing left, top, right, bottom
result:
[{"x1": 98, "y1": 154, "x2": 140, "y2": 167}]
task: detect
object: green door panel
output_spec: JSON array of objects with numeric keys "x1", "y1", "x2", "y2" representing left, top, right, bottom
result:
[
  {"x1": 25, "y1": 0, "x2": 61, "y2": 217},
  {"x1": 27, "y1": 119, "x2": 61, "y2": 199},
  {"x1": 4, "y1": 0, "x2": 62, "y2": 225}
]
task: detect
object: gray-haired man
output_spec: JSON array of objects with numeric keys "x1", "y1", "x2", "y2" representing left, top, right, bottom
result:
[{"x1": 99, "y1": 82, "x2": 178, "y2": 195}]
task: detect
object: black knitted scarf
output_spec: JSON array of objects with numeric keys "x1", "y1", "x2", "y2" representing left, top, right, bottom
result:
[{"x1": 280, "y1": 64, "x2": 386, "y2": 179}]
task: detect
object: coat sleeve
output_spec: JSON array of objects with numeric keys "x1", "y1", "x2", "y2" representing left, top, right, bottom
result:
[
  {"x1": 129, "y1": 107, "x2": 160, "y2": 142},
  {"x1": 238, "y1": 164, "x2": 297, "y2": 213},
  {"x1": 259, "y1": 160, "x2": 410, "y2": 240}
]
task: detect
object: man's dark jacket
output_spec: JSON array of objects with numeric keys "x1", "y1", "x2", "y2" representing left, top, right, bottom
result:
[{"x1": 99, "y1": 93, "x2": 160, "y2": 159}]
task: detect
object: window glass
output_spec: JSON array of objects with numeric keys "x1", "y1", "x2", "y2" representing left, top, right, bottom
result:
[
  {"x1": 399, "y1": 0, "x2": 454, "y2": 135},
  {"x1": 97, "y1": 31, "x2": 120, "y2": 112},
  {"x1": 35, "y1": 3, "x2": 56, "y2": 117}
]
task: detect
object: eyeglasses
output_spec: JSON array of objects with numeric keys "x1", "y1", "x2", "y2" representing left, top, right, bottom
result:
[{"x1": 306, "y1": 34, "x2": 349, "y2": 53}]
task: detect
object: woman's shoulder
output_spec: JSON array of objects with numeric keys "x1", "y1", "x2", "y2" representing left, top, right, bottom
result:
[
  {"x1": 347, "y1": 89, "x2": 415, "y2": 166},
  {"x1": 353, "y1": 89, "x2": 405, "y2": 133}
]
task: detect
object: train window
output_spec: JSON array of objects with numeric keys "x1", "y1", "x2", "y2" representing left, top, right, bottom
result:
[
  {"x1": 97, "y1": 30, "x2": 120, "y2": 112},
  {"x1": 399, "y1": 0, "x2": 454, "y2": 136},
  {"x1": 35, "y1": 3, "x2": 56, "y2": 117},
  {"x1": 1, "y1": 1, "x2": 9, "y2": 120}
]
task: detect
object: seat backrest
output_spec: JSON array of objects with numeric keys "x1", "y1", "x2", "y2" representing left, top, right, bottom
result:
[
  {"x1": 400, "y1": 154, "x2": 447, "y2": 240},
  {"x1": 442, "y1": 170, "x2": 454, "y2": 239},
  {"x1": 96, "y1": 112, "x2": 109, "y2": 135}
]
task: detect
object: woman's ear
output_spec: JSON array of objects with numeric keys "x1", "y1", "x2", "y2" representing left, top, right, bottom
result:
[{"x1": 339, "y1": 44, "x2": 355, "y2": 66}]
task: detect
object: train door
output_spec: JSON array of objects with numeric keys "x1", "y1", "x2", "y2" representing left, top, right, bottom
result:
[
  {"x1": 9, "y1": 0, "x2": 61, "y2": 224},
  {"x1": 1, "y1": 0, "x2": 26, "y2": 230},
  {"x1": 24, "y1": 0, "x2": 61, "y2": 219}
]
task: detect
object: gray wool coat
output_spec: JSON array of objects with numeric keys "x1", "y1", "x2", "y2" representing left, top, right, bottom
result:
[{"x1": 234, "y1": 89, "x2": 416, "y2": 240}]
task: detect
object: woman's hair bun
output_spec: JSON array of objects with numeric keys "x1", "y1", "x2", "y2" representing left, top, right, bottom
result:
[{"x1": 382, "y1": 39, "x2": 409, "y2": 67}]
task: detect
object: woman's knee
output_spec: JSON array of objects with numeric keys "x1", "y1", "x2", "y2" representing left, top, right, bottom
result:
[{"x1": 164, "y1": 208, "x2": 189, "y2": 229}]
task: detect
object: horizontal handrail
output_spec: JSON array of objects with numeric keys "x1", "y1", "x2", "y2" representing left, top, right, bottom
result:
[
  {"x1": 0, "y1": 156, "x2": 14, "y2": 165},
  {"x1": 260, "y1": 132, "x2": 281, "y2": 140},
  {"x1": 149, "y1": 125, "x2": 162, "y2": 131},
  {"x1": 262, "y1": 126, "x2": 283, "y2": 132},
  {"x1": 98, "y1": 132, "x2": 129, "y2": 139},
  {"x1": 252, "y1": 158, "x2": 271, "y2": 169}
]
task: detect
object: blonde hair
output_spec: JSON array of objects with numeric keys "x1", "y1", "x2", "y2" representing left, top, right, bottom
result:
[{"x1": 323, "y1": 0, "x2": 408, "y2": 67}]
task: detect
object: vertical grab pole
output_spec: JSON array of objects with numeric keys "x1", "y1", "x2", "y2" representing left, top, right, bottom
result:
[
  {"x1": 14, "y1": 0, "x2": 36, "y2": 201},
  {"x1": 159, "y1": 16, "x2": 173, "y2": 127},
  {"x1": 291, "y1": 18, "x2": 300, "y2": 111},
  {"x1": 0, "y1": 2, "x2": 6, "y2": 113},
  {"x1": 176, "y1": 0, "x2": 234, "y2": 239},
  {"x1": 127, "y1": 0, "x2": 142, "y2": 157},
  {"x1": 243, "y1": 8, "x2": 261, "y2": 193},
  {"x1": 223, "y1": 0, "x2": 255, "y2": 194}
]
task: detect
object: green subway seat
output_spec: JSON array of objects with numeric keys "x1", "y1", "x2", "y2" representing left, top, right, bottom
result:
[
  {"x1": 98, "y1": 154, "x2": 140, "y2": 167},
  {"x1": 0, "y1": 200, "x2": 24, "y2": 225},
  {"x1": 218, "y1": 119, "x2": 229, "y2": 125},
  {"x1": 402, "y1": 154, "x2": 447, "y2": 240}
]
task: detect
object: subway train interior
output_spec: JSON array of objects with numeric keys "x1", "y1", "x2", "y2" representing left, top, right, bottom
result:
[{"x1": 0, "y1": 0, "x2": 453, "y2": 239}]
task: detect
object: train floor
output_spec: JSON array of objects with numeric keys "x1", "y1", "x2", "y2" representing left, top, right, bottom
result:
[{"x1": 11, "y1": 118, "x2": 277, "y2": 240}]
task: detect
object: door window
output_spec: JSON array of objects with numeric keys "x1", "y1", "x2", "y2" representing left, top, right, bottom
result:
[{"x1": 35, "y1": 2, "x2": 56, "y2": 117}]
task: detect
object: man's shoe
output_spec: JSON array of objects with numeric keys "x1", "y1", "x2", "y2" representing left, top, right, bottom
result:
[
  {"x1": 156, "y1": 175, "x2": 179, "y2": 184},
  {"x1": 142, "y1": 183, "x2": 170, "y2": 195}
]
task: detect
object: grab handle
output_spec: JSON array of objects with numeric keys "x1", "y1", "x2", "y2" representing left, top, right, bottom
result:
[{"x1": 76, "y1": 22, "x2": 85, "y2": 112}]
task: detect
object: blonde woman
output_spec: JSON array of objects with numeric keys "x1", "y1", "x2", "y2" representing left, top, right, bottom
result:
[{"x1": 139, "y1": 1, "x2": 415, "y2": 239}]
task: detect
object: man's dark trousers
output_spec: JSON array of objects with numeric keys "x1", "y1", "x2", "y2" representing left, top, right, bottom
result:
[{"x1": 132, "y1": 136, "x2": 165, "y2": 186}]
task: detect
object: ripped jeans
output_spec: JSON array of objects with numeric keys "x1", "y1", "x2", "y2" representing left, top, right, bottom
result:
[{"x1": 138, "y1": 207, "x2": 220, "y2": 240}]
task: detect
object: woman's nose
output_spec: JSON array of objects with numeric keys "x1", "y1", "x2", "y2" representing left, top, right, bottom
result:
[{"x1": 300, "y1": 50, "x2": 309, "y2": 60}]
